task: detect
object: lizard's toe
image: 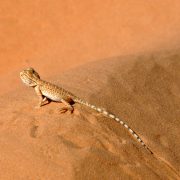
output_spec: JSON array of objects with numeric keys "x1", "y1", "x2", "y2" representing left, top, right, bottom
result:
[
  {"x1": 59, "y1": 106, "x2": 74, "y2": 114},
  {"x1": 59, "y1": 107, "x2": 68, "y2": 113},
  {"x1": 69, "y1": 107, "x2": 74, "y2": 113}
]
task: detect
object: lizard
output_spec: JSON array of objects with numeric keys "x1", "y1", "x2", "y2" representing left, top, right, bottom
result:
[{"x1": 20, "y1": 67, "x2": 153, "y2": 154}]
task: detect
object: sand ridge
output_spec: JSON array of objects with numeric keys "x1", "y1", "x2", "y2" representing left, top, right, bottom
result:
[
  {"x1": 1, "y1": 0, "x2": 180, "y2": 96},
  {"x1": 1, "y1": 1, "x2": 180, "y2": 179},
  {"x1": 0, "y1": 50, "x2": 179, "y2": 179}
]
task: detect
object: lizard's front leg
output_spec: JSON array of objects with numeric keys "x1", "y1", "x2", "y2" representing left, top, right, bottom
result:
[{"x1": 34, "y1": 86, "x2": 48, "y2": 108}]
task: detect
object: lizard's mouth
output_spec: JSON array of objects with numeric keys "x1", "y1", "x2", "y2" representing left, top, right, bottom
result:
[{"x1": 20, "y1": 72, "x2": 31, "y2": 86}]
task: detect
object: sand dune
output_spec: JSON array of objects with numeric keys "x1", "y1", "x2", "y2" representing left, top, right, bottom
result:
[
  {"x1": 1, "y1": 0, "x2": 180, "y2": 96},
  {"x1": 0, "y1": 50, "x2": 179, "y2": 179},
  {"x1": 1, "y1": 1, "x2": 180, "y2": 179}
]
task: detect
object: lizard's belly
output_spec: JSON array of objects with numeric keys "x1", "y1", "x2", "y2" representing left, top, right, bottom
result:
[{"x1": 42, "y1": 90, "x2": 62, "y2": 102}]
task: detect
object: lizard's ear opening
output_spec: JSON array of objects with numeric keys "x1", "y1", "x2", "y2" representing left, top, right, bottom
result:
[{"x1": 33, "y1": 71, "x2": 40, "y2": 79}]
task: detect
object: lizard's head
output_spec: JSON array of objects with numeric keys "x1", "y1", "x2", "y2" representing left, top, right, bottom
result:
[{"x1": 20, "y1": 67, "x2": 40, "y2": 87}]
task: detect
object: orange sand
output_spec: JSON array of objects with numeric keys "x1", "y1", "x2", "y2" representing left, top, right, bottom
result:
[
  {"x1": 1, "y1": 0, "x2": 180, "y2": 95},
  {"x1": 0, "y1": 51, "x2": 180, "y2": 179},
  {"x1": 0, "y1": 1, "x2": 180, "y2": 179}
]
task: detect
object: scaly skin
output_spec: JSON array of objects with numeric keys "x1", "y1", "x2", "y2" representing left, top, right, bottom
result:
[{"x1": 20, "y1": 67, "x2": 153, "y2": 154}]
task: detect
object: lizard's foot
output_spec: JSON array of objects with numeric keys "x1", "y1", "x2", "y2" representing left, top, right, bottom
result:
[
  {"x1": 35, "y1": 97, "x2": 49, "y2": 109},
  {"x1": 41, "y1": 99, "x2": 49, "y2": 106},
  {"x1": 35, "y1": 102, "x2": 43, "y2": 108},
  {"x1": 59, "y1": 106, "x2": 74, "y2": 113}
]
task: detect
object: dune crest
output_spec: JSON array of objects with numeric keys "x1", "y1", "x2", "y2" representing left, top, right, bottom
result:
[{"x1": 0, "y1": 51, "x2": 180, "y2": 179}]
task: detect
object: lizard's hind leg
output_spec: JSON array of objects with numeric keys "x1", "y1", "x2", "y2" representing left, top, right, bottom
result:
[{"x1": 59, "y1": 99, "x2": 74, "y2": 113}]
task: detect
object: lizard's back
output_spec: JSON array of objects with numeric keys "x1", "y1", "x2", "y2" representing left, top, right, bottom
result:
[{"x1": 39, "y1": 80, "x2": 75, "y2": 102}]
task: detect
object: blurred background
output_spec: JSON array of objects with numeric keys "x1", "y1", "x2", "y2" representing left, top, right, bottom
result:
[{"x1": 0, "y1": 0, "x2": 180, "y2": 95}]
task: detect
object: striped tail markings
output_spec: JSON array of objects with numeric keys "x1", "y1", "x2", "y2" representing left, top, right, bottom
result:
[{"x1": 74, "y1": 98, "x2": 153, "y2": 154}]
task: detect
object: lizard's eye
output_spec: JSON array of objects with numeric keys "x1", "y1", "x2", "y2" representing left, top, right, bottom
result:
[{"x1": 27, "y1": 67, "x2": 35, "y2": 72}]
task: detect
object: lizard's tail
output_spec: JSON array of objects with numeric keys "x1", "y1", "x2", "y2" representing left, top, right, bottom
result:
[{"x1": 74, "y1": 98, "x2": 153, "y2": 154}]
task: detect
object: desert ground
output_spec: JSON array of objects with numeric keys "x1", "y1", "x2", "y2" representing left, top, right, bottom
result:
[{"x1": 0, "y1": 1, "x2": 180, "y2": 179}]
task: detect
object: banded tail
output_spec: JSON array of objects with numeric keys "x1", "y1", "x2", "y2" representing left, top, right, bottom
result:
[{"x1": 74, "y1": 97, "x2": 153, "y2": 154}]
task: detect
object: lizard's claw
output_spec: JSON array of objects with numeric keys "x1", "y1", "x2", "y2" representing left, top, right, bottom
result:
[
  {"x1": 59, "y1": 107, "x2": 68, "y2": 113},
  {"x1": 59, "y1": 106, "x2": 74, "y2": 113}
]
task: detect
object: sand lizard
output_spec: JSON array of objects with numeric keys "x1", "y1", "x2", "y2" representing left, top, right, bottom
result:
[{"x1": 20, "y1": 67, "x2": 153, "y2": 154}]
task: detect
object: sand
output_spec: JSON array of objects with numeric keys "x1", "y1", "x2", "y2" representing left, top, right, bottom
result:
[
  {"x1": 0, "y1": 1, "x2": 180, "y2": 179},
  {"x1": 1, "y1": 0, "x2": 180, "y2": 96},
  {"x1": 0, "y1": 50, "x2": 180, "y2": 179}
]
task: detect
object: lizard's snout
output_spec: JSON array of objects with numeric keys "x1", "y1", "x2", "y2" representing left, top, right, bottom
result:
[{"x1": 20, "y1": 72, "x2": 23, "y2": 77}]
